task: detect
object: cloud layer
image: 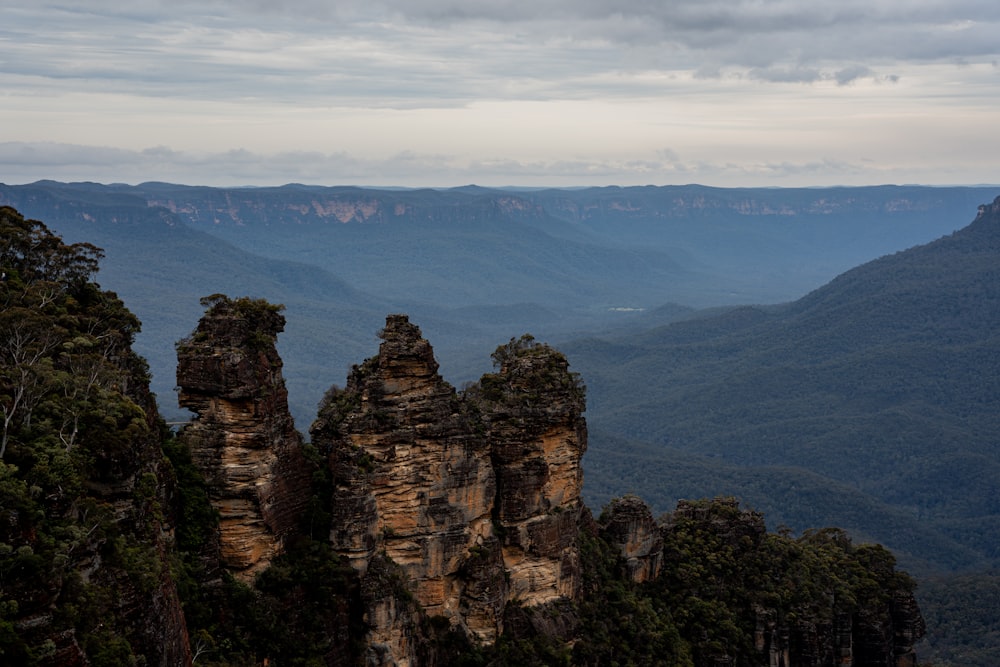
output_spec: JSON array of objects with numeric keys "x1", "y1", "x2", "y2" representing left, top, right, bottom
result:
[{"x1": 2, "y1": 1, "x2": 998, "y2": 186}]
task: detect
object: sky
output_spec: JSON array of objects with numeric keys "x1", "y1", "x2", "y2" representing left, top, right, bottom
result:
[{"x1": 1, "y1": 1, "x2": 999, "y2": 188}]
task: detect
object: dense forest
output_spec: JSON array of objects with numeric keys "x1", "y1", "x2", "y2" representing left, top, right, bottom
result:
[
  {"x1": 1, "y1": 205, "x2": 925, "y2": 665},
  {"x1": 0, "y1": 207, "x2": 188, "y2": 664}
]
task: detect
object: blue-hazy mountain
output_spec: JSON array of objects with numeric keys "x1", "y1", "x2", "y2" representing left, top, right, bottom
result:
[
  {"x1": 567, "y1": 196, "x2": 1000, "y2": 572},
  {"x1": 1, "y1": 180, "x2": 990, "y2": 427},
  {"x1": 555, "y1": 194, "x2": 1000, "y2": 665},
  {"x1": 2, "y1": 180, "x2": 998, "y2": 664}
]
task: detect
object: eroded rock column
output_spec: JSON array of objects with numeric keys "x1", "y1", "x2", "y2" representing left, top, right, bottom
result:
[
  {"x1": 481, "y1": 335, "x2": 588, "y2": 606},
  {"x1": 312, "y1": 315, "x2": 501, "y2": 650},
  {"x1": 176, "y1": 295, "x2": 310, "y2": 582}
]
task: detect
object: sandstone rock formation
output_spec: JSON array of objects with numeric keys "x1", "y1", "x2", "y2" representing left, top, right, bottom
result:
[
  {"x1": 312, "y1": 314, "x2": 500, "y2": 658},
  {"x1": 479, "y1": 334, "x2": 588, "y2": 606},
  {"x1": 176, "y1": 295, "x2": 311, "y2": 581},
  {"x1": 311, "y1": 318, "x2": 588, "y2": 664},
  {"x1": 170, "y1": 304, "x2": 924, "y2": 667},
  {"x1": 599, "y1": 495, "x2": 663, "y2": 583}
]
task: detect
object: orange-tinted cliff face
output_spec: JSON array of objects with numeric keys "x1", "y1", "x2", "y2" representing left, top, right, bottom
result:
[
  {"x1": 479, "y1": 334, "x2": 588, "y2": 607},
  {"x1": 310, "y1": 318, "x2": 588, "y2": 663},
  {"x1": 312, "y1": 314, "x2": 500, "y2": 659},
  {"x1": 174, "y1": 306, "x2": 926, "y2": 667},
  {"x1": 176, "y1": 295, "x2": 311, "y2": 582}
]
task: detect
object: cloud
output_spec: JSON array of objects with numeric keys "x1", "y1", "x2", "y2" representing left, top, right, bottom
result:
[
  {"x1": 2, "y1": 2, "x2": 999, "y2": 188},
  {"x1": 5, "y1": 0, "x2": 999, "y2": 106}
]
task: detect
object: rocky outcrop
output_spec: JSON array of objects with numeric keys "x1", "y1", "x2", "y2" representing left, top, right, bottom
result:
[
  {"x1": 599, "y1": 495, "x2": 663, "y2": 583},
  {"x1": 176, "y1": 295, "x2": 311, "y2": 581},
  {"x1": 479, "y1": 334, "x2": 587, "y2": 606},
  {"x1": 169, "y1": 303, "x2": 924, "y2": 667},
  {"x1": 312, "y1": 315, "x2": 503, "y2": 661},
  {"x1": 311, "y1": 318, "x2": 587, "y2": 663}
]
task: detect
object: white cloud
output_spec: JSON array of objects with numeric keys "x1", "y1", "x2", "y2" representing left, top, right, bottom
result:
[{"x1": 1, "y1": 1, "x2": 999, "y2": 186}]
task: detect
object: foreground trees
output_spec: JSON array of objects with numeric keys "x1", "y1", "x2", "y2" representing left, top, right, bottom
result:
[{"x1": 0, "y1": 206, "x2": 188, "y2": 665}]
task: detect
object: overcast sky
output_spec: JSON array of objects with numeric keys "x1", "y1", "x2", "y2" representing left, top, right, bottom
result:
[{"x1": 2, "y1": 1, "x2": 998, "y2": 187}]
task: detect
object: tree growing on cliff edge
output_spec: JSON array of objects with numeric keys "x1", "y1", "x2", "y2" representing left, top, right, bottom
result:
[{"x1": 0, "y1": 206, "x2": 188, "y2": 666}]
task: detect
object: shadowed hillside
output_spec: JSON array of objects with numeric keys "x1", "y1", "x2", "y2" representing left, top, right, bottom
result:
[
  {"x1": 567, "y1": 195, "x2": 1000, "y2": 667},
  {"x1": 1, "y1": 181, "x2": 989, "y2": 428},
  {"x1": 572, "y1": 196, "x2": 1000, "y2": 571}
]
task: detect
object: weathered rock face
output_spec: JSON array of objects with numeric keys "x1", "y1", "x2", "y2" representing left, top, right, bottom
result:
[
  {"x1": 312, "y1": 315, "x2": 502, "y2": 658},
  {"x1": 480, "y1": 335, "x2": 588, "y2": 606},
  {"x1": 176, "y1": 295, "x2": 311, "y2": 581},
  {"x1": 599, "y1": 495, "x2": 663, "y2": 583},
  {"x1": 311, "y1": 319, "x2": 587, "y2": 662}
]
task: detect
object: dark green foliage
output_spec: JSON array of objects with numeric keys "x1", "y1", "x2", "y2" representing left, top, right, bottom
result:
[
  {"x1": 0, "y1": 206, "x2": 170, "y2": 664},
  {"x1": 571, "y1": 527, "x2": 692, "y2": 667},
  {"x1": 229, "y1": 538, "x2": 364, "y2": 666},
  {"x1": 650, "y1": 499, "x2": 918, "y2": 667},
  {"x1": 916, "y1": 571, "x2": 1000, "y2": 667},
  {"x1": 477, "y1": 334, "x2": 586, "y2": 411},
  {"x1": 160, "y1": 434, "x2": 220, "y2": 636}
]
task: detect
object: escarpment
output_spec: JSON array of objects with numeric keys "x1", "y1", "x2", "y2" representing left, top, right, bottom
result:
[
  {"x1": 175, "y1": 294, "x2": 311, "y2": 580},
  {"x1": 310, "y1": 318, "x2": 588, "y2": 661}
]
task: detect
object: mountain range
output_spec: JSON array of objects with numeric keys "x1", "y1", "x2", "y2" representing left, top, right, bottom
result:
[
  {"x1": 0, "y1": 180, "x2": 990, "y2": 423},
  {"x1": 1, "y1": 180, "x2": 997, "y2": 664}
]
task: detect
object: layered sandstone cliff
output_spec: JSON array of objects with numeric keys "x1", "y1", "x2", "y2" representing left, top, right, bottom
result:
[
  {"x1": 312, "y1": 314, "x2": 500, "y2": 656},
  {"x1": 310, "y1": 318, "x2": 587, "y2": 663},
  {"x1": 478, "y1": 334, "x2": 587, "y2": 606},
  {"x1": 176, "y1": 295, "x2": 311, "y2": 581},
  {"x1": 170, "y1": 304, "x2": 923, "y2": 667},
  {"x1": 599, "y1": 495, "x2": 664, "y2": 583}
]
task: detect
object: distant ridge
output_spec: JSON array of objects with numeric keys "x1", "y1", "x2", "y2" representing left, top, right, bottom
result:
[
  {"x1": 571, "y1": 195, "x2": 1000, "y2": 575},
  {"x1": 1, "y1": 180, "x2": 994, "y2": 427}
]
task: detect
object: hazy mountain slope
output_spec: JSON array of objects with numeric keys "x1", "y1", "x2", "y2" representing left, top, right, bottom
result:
[
  {"x1": 512, "y1": 184, "x2": 996, "y2": 300},
  {"x1": 3, "y1": 180, "x2": 994, "y2": 431},
  {"x1": 0, "y1": 183, "x2": 393, "y2": 422},
  {"x1": 126, "y1": 182, "x2": 994, "y2": 307},
  {"x1": 124, "y1": 182, "x2": 704, "y2": 309},
  {"x1": 567, "y1": 195, "x2": 1000, "y2": 574}
]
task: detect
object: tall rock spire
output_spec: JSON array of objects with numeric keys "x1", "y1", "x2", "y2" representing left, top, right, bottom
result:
[
  {"x1": 176, "y1": 294, "x2": 311, "y2": 581},
  {"x1": 311, "y1": 317, "x2": 590, "y2": 663}
]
